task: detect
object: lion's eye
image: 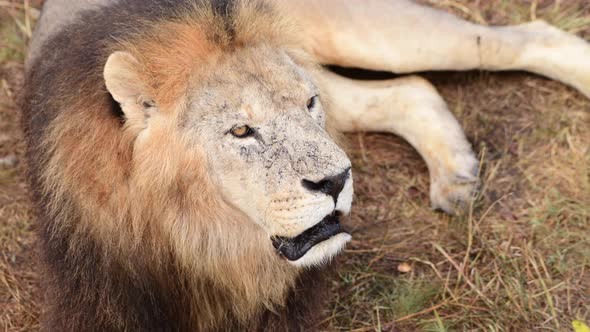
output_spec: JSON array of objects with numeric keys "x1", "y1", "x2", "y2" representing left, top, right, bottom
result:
[
  {"x1": 307, "y1": 95, "x2": 319, "y2": 111},
  {"x1": 230, "y1": 125, "x2": 255, "y2": 138}
]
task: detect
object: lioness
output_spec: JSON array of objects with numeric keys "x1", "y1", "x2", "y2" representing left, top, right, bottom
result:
[{"x1": 22, "y1": 0, "x2": 590, "y2": 330}]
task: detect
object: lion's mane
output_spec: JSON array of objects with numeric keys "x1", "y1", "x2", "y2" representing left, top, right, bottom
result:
[{"x1": 22, "y1": 1, "x2": 330, "y2": 330}]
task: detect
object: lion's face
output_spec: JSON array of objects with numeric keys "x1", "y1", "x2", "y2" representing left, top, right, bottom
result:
[
  {"x1": 104, "y1": 44, "x2": 353, "y2": 268},
  {"x1": 183, "y1": 46, "x2": 353, "y2": 267}
]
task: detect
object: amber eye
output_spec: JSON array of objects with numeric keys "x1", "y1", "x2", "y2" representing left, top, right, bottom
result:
[
  {"x1": 230, "y1": 125, "x2": 255, "y2": 138},
  {"x1": 307, "y1": 95, "x2": 319, "y2": 111}
]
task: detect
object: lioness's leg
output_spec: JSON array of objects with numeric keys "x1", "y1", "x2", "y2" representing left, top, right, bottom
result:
[
  {"x1": 317, "y1": 71, "x2": 479, "y2": 214},
  {"x1": 277, "y1": 0, "x2": 590, "y2": 98}
]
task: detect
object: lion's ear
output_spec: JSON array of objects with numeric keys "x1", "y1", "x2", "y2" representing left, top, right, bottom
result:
[{"x1": 104, "y1": 51, "x2": 155, "y2": 124}]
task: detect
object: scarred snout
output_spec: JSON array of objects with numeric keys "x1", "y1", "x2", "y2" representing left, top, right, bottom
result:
[{"x1": 270, "y1": 167, "x2": 353, "y2": 267}]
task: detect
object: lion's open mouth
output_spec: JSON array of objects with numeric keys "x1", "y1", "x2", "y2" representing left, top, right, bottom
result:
[{"x1": 271, "y1": 211, "x2": 348, "y2": 261}]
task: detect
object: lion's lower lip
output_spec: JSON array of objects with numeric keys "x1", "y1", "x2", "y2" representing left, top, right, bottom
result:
[{"x1": 271, "y1": 212, "x2": 347, "y2": 261}]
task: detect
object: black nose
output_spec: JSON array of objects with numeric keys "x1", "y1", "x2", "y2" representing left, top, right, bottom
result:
[{"x1": 302, "y1": 168, "x2": 351, "y2": 204}]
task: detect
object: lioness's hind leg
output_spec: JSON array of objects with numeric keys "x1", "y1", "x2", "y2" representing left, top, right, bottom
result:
[
  {"x1": 318, "y1": 71, "x2": 479, "y2": 214},
  {"x1": 282, "y1": 0, "x2": 590, "y2": 99}
]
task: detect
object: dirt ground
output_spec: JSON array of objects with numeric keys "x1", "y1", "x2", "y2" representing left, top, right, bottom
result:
[{"x1": 1, "y1": 1, "x2": 589, "y2": 331}]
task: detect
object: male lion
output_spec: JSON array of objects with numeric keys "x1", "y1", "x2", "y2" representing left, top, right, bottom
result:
[{"x1": 22, "y1": 0, "x2": 590, "y2": 330}]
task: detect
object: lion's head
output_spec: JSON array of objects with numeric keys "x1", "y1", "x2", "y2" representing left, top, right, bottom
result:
[
  {"x1": 102, "y1": 21, "x2": 353, "y2": 268},
  {"x1": 25, "y1": 2, "x2": 354, "y2": 329}
]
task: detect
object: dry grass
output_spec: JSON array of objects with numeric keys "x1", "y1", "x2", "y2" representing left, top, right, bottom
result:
[
  {"x1": 0, "y1": 1, "x2": 589, "y2": 331},
  {"x1": 0, "y1": 1, "x2": 40, "y2": 331}
]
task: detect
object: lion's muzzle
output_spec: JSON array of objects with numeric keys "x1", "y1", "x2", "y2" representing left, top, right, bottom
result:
[{"x1": 267, "y1": 167, "x2": 354, "y2": 267}]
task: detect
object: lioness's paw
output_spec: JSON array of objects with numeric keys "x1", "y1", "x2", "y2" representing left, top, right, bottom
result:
[{"x1": 429, "y1": 155, "x2": 480, "y2": 215}]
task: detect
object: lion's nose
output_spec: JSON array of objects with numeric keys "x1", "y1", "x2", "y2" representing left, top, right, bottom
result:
[{"x1": 301, "y1": 167, "x2": 351, "y2": 204}]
